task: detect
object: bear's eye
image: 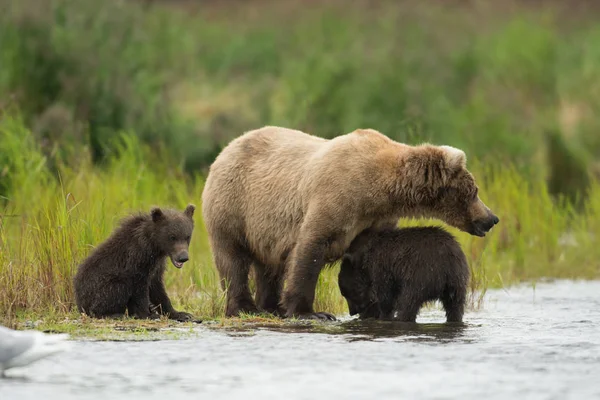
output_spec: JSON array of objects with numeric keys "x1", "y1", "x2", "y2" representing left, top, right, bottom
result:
[
  {"x1": 169, "y1": 235, "x2": 177, "y2": 241},
  {"x1": 185, "y1": 235, "x2": 191, "y2": 242},
  {"x1": 438, "y1": 186, "x2": 454, "y2": 198}
]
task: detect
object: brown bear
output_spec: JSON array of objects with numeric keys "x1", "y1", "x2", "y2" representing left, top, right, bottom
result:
[
  {"x1": 73, "y1": 204, "x2": 197, "y2": 322},
  {"x1": 201, "y1": 126, "x2": 498, "y2": 320},
  {"x1": 338, "y1": 226, "x2": 470, "y2": 322}
]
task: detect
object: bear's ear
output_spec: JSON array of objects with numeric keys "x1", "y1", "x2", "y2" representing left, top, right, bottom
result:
[
  {"x1": 341, "y1": 253, "x2": 354, "y2": 265},
  {"x1": 150, "y1": 207, "x2": 164, "y2": 222},
  {"x1": 184, "y1": 203, "x2": 195, "y2": 219},
  {"x1": 439, "y1": 145, "x2": 466, "y2": 171},
  {"x1": 405, "y1": 149, "x2": 445, "y2": 190}
]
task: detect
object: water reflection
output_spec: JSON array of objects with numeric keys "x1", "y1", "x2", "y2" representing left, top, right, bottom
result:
[
  {"x1": 337, "y1": 319, "x2": 471, "y2": 343},
  {"x1": 1, "y1": 375, "x2": 32, "y2": 383},
  {"x1": 217, "y1": 317, "x2": 472, "y2": 343},
  {"x1": 3, "y1": 281, "x2": 600, "y2": 400}
]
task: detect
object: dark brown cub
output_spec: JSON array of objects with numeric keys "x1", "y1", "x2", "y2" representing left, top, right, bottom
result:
[
  {"x1": 338, "y1": 226, "x2": 470, "y2": 323},
  {"x1": 73, "y1": 204, "x2": 197, "y2": 322}
]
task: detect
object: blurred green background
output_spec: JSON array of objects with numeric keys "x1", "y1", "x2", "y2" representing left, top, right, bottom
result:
[
  {"x1": 2, "y1": 0, "x2": 600, "y2": 322},
  {"x1": 1, "y1": 0, "x2": 598, "y2": 199}
]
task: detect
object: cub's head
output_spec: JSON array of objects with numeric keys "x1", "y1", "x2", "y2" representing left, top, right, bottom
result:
[
  {"x1": 404, "y1": 145, "x2": 499, "y2": 237},
  {"x1": 150, "y1": 204, "x2": 195, "y2": 268},
  {"x1": 338, "y1": 253, "x2": 376, "y2": 318}
]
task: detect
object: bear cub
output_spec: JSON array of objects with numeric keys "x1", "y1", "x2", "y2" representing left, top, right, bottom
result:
[
  {"x1": 73, "y1": 204, "x2": 197, "y2": 322},
  {"x1": 338, "y1": 226, "x2": 470, "y2": 323}
]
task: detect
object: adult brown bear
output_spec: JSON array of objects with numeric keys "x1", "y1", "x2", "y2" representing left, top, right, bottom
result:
[{"x1": 201, "y1": 126, "x2": 498, "y2": 320}]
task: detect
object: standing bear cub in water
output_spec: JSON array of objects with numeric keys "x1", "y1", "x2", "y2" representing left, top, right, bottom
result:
[
  {"x1": 338, "y1": 226, "x2": 470, "y2": 322},
  {"x1": 73, "y1": 204, "x2": 197, "y2": 322}
]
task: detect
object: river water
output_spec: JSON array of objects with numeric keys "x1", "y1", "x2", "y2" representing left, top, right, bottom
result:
[{"x1": 2, "y1": 280, "x2": 600, "y2": 400}]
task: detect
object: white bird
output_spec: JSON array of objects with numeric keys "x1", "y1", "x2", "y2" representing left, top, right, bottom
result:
[{"x1": 0, "y1": 325, "x2": 70, "y2": 377}]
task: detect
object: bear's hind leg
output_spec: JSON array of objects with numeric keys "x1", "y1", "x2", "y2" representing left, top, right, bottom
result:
[
  {"x1": 85, "y1": 282, "x2": 130, "y2": 318},
  {"x1": 213, "y1": 239, "x2": 259, "y2": 317},
  {"x1": 441, "y1": 286, "x2": 466, "y2": 323},
  {"x1": 253, "y1": 262, "x2": 285, "y2": 316}
]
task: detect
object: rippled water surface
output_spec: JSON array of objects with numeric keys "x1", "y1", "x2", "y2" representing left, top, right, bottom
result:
[{"x1": 2, "y1": 280, "x2": 600, "y2": 400}]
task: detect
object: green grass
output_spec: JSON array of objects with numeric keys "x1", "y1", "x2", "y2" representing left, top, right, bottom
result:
[
  {"x1": 1, "y1": 114, "x2": 599, "y2": 329},
  {"x1": 2, "y1": 0, "x2": 600, "y2": 332},
  {"x1": 0, "y1": 0, "x2": 599, "y2": 185}
]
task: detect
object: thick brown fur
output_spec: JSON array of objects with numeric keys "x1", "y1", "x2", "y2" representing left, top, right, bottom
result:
[
  {"x1": 338, "y1": 226, "x2": 470, "y2": 323},
  {"x1": 73, "y1": 205, "x2": 197, "y2": 321},
  {"x1": 201, "y1": 126, "x2": 498, "y2": 320}
]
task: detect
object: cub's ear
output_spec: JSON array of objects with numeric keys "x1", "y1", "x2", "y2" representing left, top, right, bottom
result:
[
  {"x1": 439, "y1": 145, "x2": 467, "y2": 171},
  {"x1": 184, "y1": 204, "x2": 196, "y2": 219},
  {"x1": 341, "y1": 253, "x2": 355, "y2": 266},
  {"x1": 150, "y1": 207, "x2": 164, "y2": 222}
]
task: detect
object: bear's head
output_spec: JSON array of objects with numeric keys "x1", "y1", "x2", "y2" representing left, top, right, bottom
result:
[
  {"x1": 150, "y1": 204, "x2": 196, "y2": 268},
  {"x1": 403, "y1": 145, "x2": 499, "y2": 237},
  {"x1": 338, "y1": 253, "x2": 378, "y2": 319}
]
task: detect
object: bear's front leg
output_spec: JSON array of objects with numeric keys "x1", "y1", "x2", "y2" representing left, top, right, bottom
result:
[
  {"x1": 281, "y1": 233, "x2": 336, "y2": 321},
  {"x1": 127, "y1": 284, "x2": 158, "y2": 320},
  {"x1": 149, "y1": 271, "x2": 195, "y2": 322}
]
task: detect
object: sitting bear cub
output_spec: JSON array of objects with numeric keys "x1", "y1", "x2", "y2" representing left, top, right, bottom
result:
[
  {"x1": 73, "y1": 204, "x2": 197, "y2": 321},
  {"x1": 338, "y1": 226, "x2": 470, "y2": 322}
]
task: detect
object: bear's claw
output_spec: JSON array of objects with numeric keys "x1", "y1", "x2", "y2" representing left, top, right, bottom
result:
[{"x1": 169, "y1": 311, "x2": 195, "y2": 322}]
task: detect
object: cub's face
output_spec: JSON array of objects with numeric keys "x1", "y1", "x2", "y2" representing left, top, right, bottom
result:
[
  {"x1": 338, "y1": 255, "x2": 372, "y2": 317},
  {"x1": 151, "y1": 204, "x2": 196, "y2": 268},
  {"x1": 434, "y1": 169, "x2": 499, "y2": 237}
]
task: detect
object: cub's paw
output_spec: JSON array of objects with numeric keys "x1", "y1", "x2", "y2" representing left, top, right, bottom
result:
[
  {"x1": 169, "y1": 311, "x2": 195, "y2": 322},
  {"x1": 132, "y1": 312, "x2": 160, "y2": 320}
]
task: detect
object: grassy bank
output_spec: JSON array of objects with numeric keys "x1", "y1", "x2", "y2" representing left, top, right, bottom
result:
[{"x1": 1, "y1": 116, "x2": 599, "y2": 328}]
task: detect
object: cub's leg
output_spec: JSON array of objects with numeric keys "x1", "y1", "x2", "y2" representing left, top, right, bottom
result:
[
  {"x1": 85, "y1": 281, "x2": 131, "y2": 319},
  {"x1": 127, "y1": 281, "x2": 158, "y2": 320},
  {"x1": 393, "y1": 291, "x2": 422, "y2": 323},
  {"x1": 149, "y1": 268, "x2": 194, "y2": 322},
  {"x1": 441, "y1": 285, "x2": 466, "y2": 323}
]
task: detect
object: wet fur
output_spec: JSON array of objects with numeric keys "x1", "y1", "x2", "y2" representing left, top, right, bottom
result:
[
  {"x1": 338, "y1": 226, "x2": 470, "y2": 322},
  {"x1": 201, "y1": 126, "x2": 497, "y2": 319},
  {"x1": 73, "y1": 205, "x2": 196, "y2": 321}
]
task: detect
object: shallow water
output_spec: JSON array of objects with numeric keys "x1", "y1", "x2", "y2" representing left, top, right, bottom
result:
[{"x1": 2, "y1": 280, "x2": 600, "y2": 400}]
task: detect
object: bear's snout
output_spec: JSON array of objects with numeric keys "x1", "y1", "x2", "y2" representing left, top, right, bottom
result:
[
  {"x1": 471, "y1": 212, "x2": 499, "y2": 237},
  {"x1": 466, "y1": 197, "x2": 500, "y2": 237},
  {"x1": 170, "y1": 251, "x2": 189, "y2": 268}
]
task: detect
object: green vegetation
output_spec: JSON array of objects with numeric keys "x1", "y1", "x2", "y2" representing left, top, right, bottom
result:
[
  {"x1": 1, "y1": 0, "x2": 600, "y2": 330},
  {"x1": 2, "y1": 0, "x2": 600, "y2": 179},
  {"x1": 1, "y1": 115, "x2": 599, "y2": 328}
]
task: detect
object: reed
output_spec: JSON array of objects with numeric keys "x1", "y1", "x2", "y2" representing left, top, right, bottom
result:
[{"x1": 1, "y1": 117, "x2": 598, "y2": 325}]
